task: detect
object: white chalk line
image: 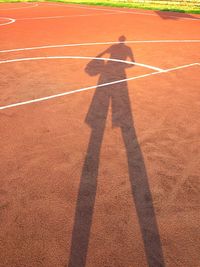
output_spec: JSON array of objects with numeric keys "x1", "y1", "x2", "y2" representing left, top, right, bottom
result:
[
  {"x1": 44, "y1": 2, "x2": 200, "y2": 21},
  {"x1": 0, "y1": 17, "x2": 16, "y2": 26},
  {"x1": 0, "y1": 2, "x2": 38, "y2": 10},
  {"x1": 0, "y1": 59, "x2": 199, "y2": 111},
  {"x1": 1, "y1": 39, "x2": 200, "y2": 53}
]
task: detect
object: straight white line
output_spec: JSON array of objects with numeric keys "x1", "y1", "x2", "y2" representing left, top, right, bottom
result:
[
  {"x1": 0, "y1": 63, "x2": 199, "y2": 111},
  {"x1": 164, "y1": 62, "x2": 200, "y2": 72},
  {"x1": 0, "y1": 56, "x2": 164, "y2": 72},
  {"x1": 16, "y1": 12, "x2": 120, "y2": 21},
  {"x1": 44, "y1": 2, "x2": 200, "y2": 21},
  {"x1": 17, "y1": 15, "x2": 67, "y2": 21},
  {"x1": 0, "y1": 71, "x2": 160, "y2": 111},
  {"x1": 13, "y1": 11, "x2": 200, "y2": 22},
  {"x1": 0, "y1": 40, "x2": 200, "y2": 53}
]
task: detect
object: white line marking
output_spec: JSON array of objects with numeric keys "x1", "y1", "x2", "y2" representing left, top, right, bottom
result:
[
  {"x1": 0, "y1": 3, "x2": 38, "y2": 10},
  {"x1": 1, "y1": 40, "x2": 200, "y2": 53},
  {"x1": 16, "y1": 12, "x2": 120, "y2": 21},
  {"x1": 164, "y1": 62, "x2": 200, "y2": 72},
  {"x1": 0, "y1": 71, "x2": 160, "y2": 111},
  {"x1": 13, "y1": 10, "x2": 200, "y2": 22},
  {"x1": 45, "y1": 2, "x2": 200, "y2": 21},
  {"x1": 0, "y1": 56, "x2": 164, "y2": 72},
  {"x1": 0, "y1": 17, "x2": 15, "y2": 26},
  {"x1": 0, "y1": 60, "x2": 199, "y2": 111}
]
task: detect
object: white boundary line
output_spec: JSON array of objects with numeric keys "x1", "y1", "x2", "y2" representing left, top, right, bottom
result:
[
  {"x1": 164, "y1": 62, "x2": 199, "y2": 72},
  {"x1": 12, "y1": 12, "x2": 200, "y2": 23},
  {"x1": 0, "y1": 55, "x2": 162, "y2": 111},
  {"x1": 6, "y1": 12, "x2": 200, "y2": 26},
  {"x1": 0, "y1": 71, "x2": 160, "y2": 111},
  {"x1": 45, "y1": 2, "x2": 200, "y2": 21},
  {"x1": 0, "y1": 17, "x2": 16, "y2": 26},
  {"x1": 0, "y1": 58, "x2": 199, "y2": 111},
  {"x1": 16, "y1": 12, "x2": 121, "y2": 21},
  {"x1": 0, "y1": 2, "x2": 38, "y2": 11},
  {"x1": 1, "y1": 40, "x2": 200, "y2": 53}
]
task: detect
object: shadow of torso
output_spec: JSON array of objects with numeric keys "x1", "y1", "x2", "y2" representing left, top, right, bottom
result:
[{"x1": 86, "y1": 43, "x2": 133, "y2": 129}]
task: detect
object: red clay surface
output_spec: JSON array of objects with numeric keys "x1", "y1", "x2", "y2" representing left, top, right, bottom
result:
[{"x1": 0, "y1": 2, "x2": 200, "y2": 267}]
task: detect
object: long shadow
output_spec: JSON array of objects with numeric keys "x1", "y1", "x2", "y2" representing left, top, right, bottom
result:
[{"x1": 68, "y1": 36, "x2": 165, "y2": 267}]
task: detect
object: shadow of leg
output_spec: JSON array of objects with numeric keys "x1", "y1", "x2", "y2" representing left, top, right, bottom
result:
[
  {"x1": 121, "y1": 126, "x2": 165, "y2": 267},
  {"x1": 68, "y1": 126, "x2": 105, "y2": 267}
]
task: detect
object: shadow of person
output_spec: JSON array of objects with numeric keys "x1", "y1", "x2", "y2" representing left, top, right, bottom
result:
[
  {"x1": 68, "y1": 36, "x2": 165, "y2": 267},
  {"x1": 155, "y1": 10, "x2": 199, "y2": 20}
]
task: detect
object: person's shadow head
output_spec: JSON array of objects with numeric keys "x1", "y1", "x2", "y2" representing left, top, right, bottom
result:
[
  {"x1": 118, "y1": 35, "x2": 126, "y2": 43},
  {"x1": 85, "y1": 35, "x2": 134, "y2": 78}
]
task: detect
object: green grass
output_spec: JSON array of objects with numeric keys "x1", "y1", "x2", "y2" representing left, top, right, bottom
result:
[{"x1": 0, "y1": 0, "x2": 200, "y2": 14}]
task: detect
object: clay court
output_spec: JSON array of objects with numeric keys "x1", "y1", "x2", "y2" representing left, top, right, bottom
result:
[{"x1": 0, "y1": 2, "x2": 200, "y2": 267}]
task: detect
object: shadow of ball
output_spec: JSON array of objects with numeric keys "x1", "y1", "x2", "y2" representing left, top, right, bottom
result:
[{"x1": 85, "y1": 59, "x2": 105, "y2": 76}]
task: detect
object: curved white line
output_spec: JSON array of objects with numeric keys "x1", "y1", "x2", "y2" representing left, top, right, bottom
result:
[
  {"x1": 0, "y1": 56, "x2": 164, "y2": 72},
  {"x1": 0, "y1": 17, "x2": 15, "y2": 26},
  {"x1": 0, "y1": 40, "x2": 200, "y2": 53},
  {"x1": 0, "y1": 3, "x2": 38, "y2": 11}
]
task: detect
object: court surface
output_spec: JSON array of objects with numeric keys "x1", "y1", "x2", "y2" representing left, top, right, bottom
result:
[{"x1": 0, "y1": 2, "x2": 200, "y2": 267}]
